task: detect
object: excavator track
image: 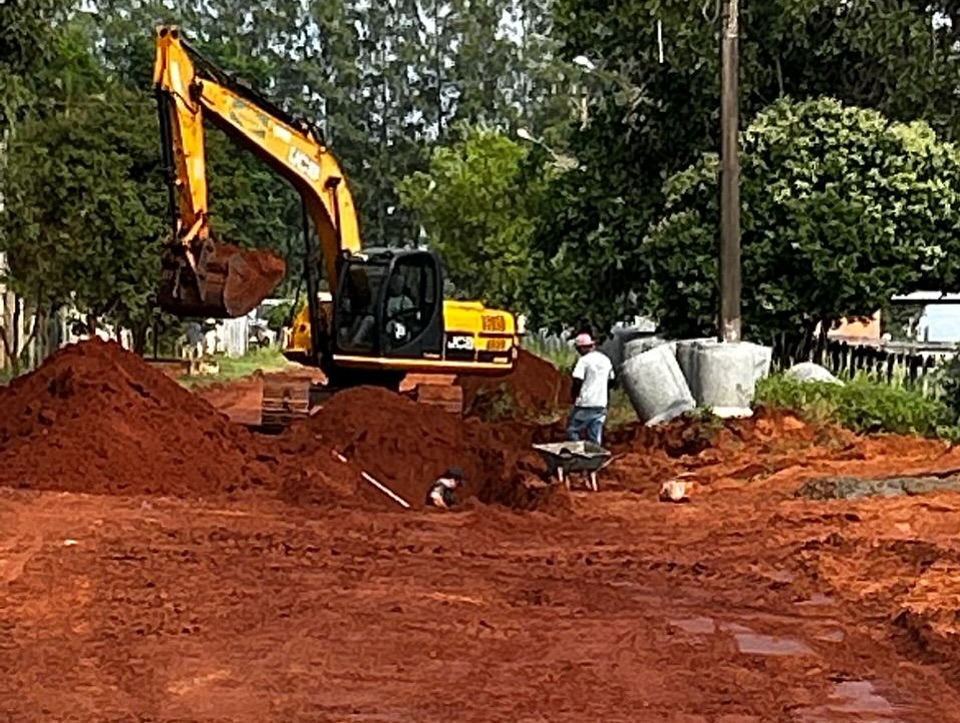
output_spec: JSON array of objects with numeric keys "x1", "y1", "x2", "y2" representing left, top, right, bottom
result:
[
  {"x1": 401, "y1": 374, "x2": 464, "y2": 415},
  {"x1": 258, "y1": 373, "x2": 464, "y2": 433},
  {"x1": 259, "y1": 375, "x2": 328, "y2": 433}
]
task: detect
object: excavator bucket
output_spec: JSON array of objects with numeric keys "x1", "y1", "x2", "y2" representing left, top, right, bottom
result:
[{"x1": 158, "y1": 239, "x2": 286, "y2": 318}]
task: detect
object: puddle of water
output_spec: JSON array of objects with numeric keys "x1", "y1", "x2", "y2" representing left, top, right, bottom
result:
[
  {"x1": 668, "y1": 610, "x2": 838, "y2": 658},
  {"x1": 814, "y1": 628, "x2": 845, "y2": 643},
  {"x1": 795, "y1": 679, "x2": 907, "y2": 722},
  {"x1": 831, "y1": 681, "x2": 896, "y2": 716},
  {"x1": 719, "y1": 622, "x2": 814, "y2": 656},
  {"x1": 670, "y1": 616, "x2": 716, "y2": 634},
  {"x1": 733, "y1": 631, "x2": 814, "y2": 656},
  {"x1": 769, "y1": 569, "x2": 795, "y2": 583},
  {"x1": 796, "y1": 593, "x2": 835, "y2": 607}
]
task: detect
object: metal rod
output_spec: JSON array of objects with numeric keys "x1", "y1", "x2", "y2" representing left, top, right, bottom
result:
[
  {"x1": 332, "y1": 450, "x2": 411, "y2": 509},
  {"x1": 360, "y1": 471, "x2": 411, "y2": 509},
  {"x1": 719, "y1": 0, "x2": 742, "y2": 343}
]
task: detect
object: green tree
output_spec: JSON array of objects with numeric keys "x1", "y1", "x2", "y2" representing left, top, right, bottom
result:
[
  {"x1": 643, "y1": 98, "x2": 960, "y2": 360},
  {"x1": 531, "y1": 0, "x2": 960, "y2": 334},
  {"x1": 90, "y1": 2, "x2": 307, "y2": 291},
  {"x1": 510, "y1": 0, "x2": 575, "y2": 143},
  {"x1": 1, "y1": 6, "x2": 88, "y2": 370},
  {"x1": 398, "y1": 128, "x2": 547, "y2": 311},
  {"x1": 0, "y1": 0, "x2": 67, "y2": 132},
  {"x1": 90, "y1": 0, "x2": 566, "y2": 252},
  {"x1": 0, "y1": 83, "x2": 167, "y2": 353}
]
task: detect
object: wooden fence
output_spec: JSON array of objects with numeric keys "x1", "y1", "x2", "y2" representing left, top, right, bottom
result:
[{"x1": 789, "y1": 339, "x2": 953, "y2": 395}]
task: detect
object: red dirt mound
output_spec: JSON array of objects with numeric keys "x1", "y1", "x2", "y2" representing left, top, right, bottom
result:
[
  {"x1": 457, "y1": 348, "x2": 571, "y2": 419},
  {"x1": 282, "y1": 386, "x2": 546, "y2": 509},
  {"x1": 601, "y1": 405, "x2": 873, "y2": 495},
  {"x1": 606, "y1": 405, "x2": 826, "y2": 458},
  {"x1": 0, "y1": 339, "x2": 269, "y2": 497}
]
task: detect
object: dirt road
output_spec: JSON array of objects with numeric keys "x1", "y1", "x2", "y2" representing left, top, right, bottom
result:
[
  {"x1": 4, "y1": 340, "x2": 960, "y2": 721},
  {"x1": 3, "y1": 482, "x2": 960, "y2": 722}
]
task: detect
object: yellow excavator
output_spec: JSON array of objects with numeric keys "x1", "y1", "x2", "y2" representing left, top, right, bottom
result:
[{"x1": 152, "y1": 26, "x2": 517, "y2": 426}]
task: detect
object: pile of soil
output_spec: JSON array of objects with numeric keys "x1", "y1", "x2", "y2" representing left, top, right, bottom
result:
[
  {"x1": 0, "y1": 340, "x2": 582, "y2": 509},
  {"x1": 282, "y1": 386, "x2": 547, "y2": 509},
  {"x1": 457, "y1": 348, "x2": 571, "y2": 419},
  {"x1": 0, "y1": 339, "x2": 270, "y2": 497},
  {"x1": 601, "y1": 406, "x2": 851, "y2": 493},
  {"x1": 602, "y1": 404, "x2": 956, "y2": 500},
  {"x1": 159, "y1": 243, "x2": 285, "y2": 317},
  {"x1": 607, "y1": 404, "x2": 834, "y2": 457}
]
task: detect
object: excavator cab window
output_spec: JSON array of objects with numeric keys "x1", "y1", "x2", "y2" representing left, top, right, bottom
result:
[
  {"x1": 334, "y1": 251, "x2": 443, "y2": 358},
  {"x1": 379, "y1": 253, "x2": 443, "y2": 357},
  {"x1": 335, "y1": 261, "x2": 388, "y2": 353},
  {"x1": 382, "y1": 258, "x2": 432, "y2": 348}
]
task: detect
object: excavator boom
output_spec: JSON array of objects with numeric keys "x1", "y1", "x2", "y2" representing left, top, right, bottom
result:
[{"x1": 153, "y1": 26, "x2": 360, "y2": 318}]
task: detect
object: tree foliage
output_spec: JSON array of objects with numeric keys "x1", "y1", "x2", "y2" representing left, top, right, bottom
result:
[
  {"x1": 9, "y1": 0, "x2": 960, "y2": 372},
  {"x1": 89, "y1": 0, "x2": 568, "y2": 248},
  {"x1": 398, "y1": 128, "x2": 545, "y2": 311},
  {"x1": 0, "y1": 0, "x2": 572, "y2": 372},
  {"x1": 0, "y1": 0, "x2": 65, "y2": 132},
  {"x1": 0, "y1": 83, "x2": 167, "y2": 338},
  {"x1": 530, "y1": 0, "x2": 960, "y2": 333},
  {"x1": 643, "y1": 98, "x2": 960, "y2": 356}
]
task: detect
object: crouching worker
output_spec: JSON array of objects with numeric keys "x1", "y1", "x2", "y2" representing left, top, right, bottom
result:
[{"x1": 426, "y1": 467, "x2": 465, "y2": 509}]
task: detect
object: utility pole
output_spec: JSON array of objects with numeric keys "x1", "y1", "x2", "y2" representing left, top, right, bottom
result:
[{"x1": 719, "y1": 0, "x2": 742, "y2": 343}]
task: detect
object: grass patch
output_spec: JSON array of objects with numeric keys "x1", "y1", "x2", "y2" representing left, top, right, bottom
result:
[
  {"x1": 180, "y1": 347, "x2": 290, "y2": 388},
  {"x1": 756, "y1": 373, "x2": 957, "y2": 438}
]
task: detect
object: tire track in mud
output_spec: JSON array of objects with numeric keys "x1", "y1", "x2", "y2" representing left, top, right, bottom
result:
[{"x1": 0, "y1": 531, "x2": 43, "y2": 585}]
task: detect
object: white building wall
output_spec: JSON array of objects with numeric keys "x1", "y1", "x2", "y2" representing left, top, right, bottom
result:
[{"x1": 208, "y1": 317, "x2": 249, "y2": 357}]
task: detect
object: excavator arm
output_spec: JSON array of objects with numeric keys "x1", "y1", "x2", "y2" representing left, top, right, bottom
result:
[
  {"x1": 152, "y1": 25, "x2": 360, "y2": 318},
  {"x1": 153, "y1": 25, "x2": 517, "y2": 423}
]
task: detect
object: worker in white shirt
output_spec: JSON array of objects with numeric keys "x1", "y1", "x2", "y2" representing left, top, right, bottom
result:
[{"x1": 567, "y1": 332, "x2": 614, "y2": 446}]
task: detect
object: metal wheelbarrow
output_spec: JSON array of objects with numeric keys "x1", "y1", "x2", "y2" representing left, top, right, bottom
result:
[{"x1": 532, "y1": 441, "x2": 613, "y2": 492}]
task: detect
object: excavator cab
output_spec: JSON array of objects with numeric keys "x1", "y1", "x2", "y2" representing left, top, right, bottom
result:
[{"x1": 334, "y1": 249, "x2": 444, "y2": 359}]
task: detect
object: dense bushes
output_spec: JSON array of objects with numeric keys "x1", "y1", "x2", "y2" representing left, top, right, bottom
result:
[{"x1": 756, "y1": 375, "x2": 956, "y2": 438}]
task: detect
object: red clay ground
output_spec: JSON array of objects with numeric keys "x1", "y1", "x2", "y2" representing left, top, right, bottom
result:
[
  {"x1": 4, "y1": 341, "x2": 960, "y2": 720},
  {"x1": 4, "y1": 481, "x2": 960, "y2": 721},
  {"x1": 194, "y1": 374, "x2": 266, "y2": 427},
  {"x1": 457, "y1": 348, "x2": 571, "y2": 418}
]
